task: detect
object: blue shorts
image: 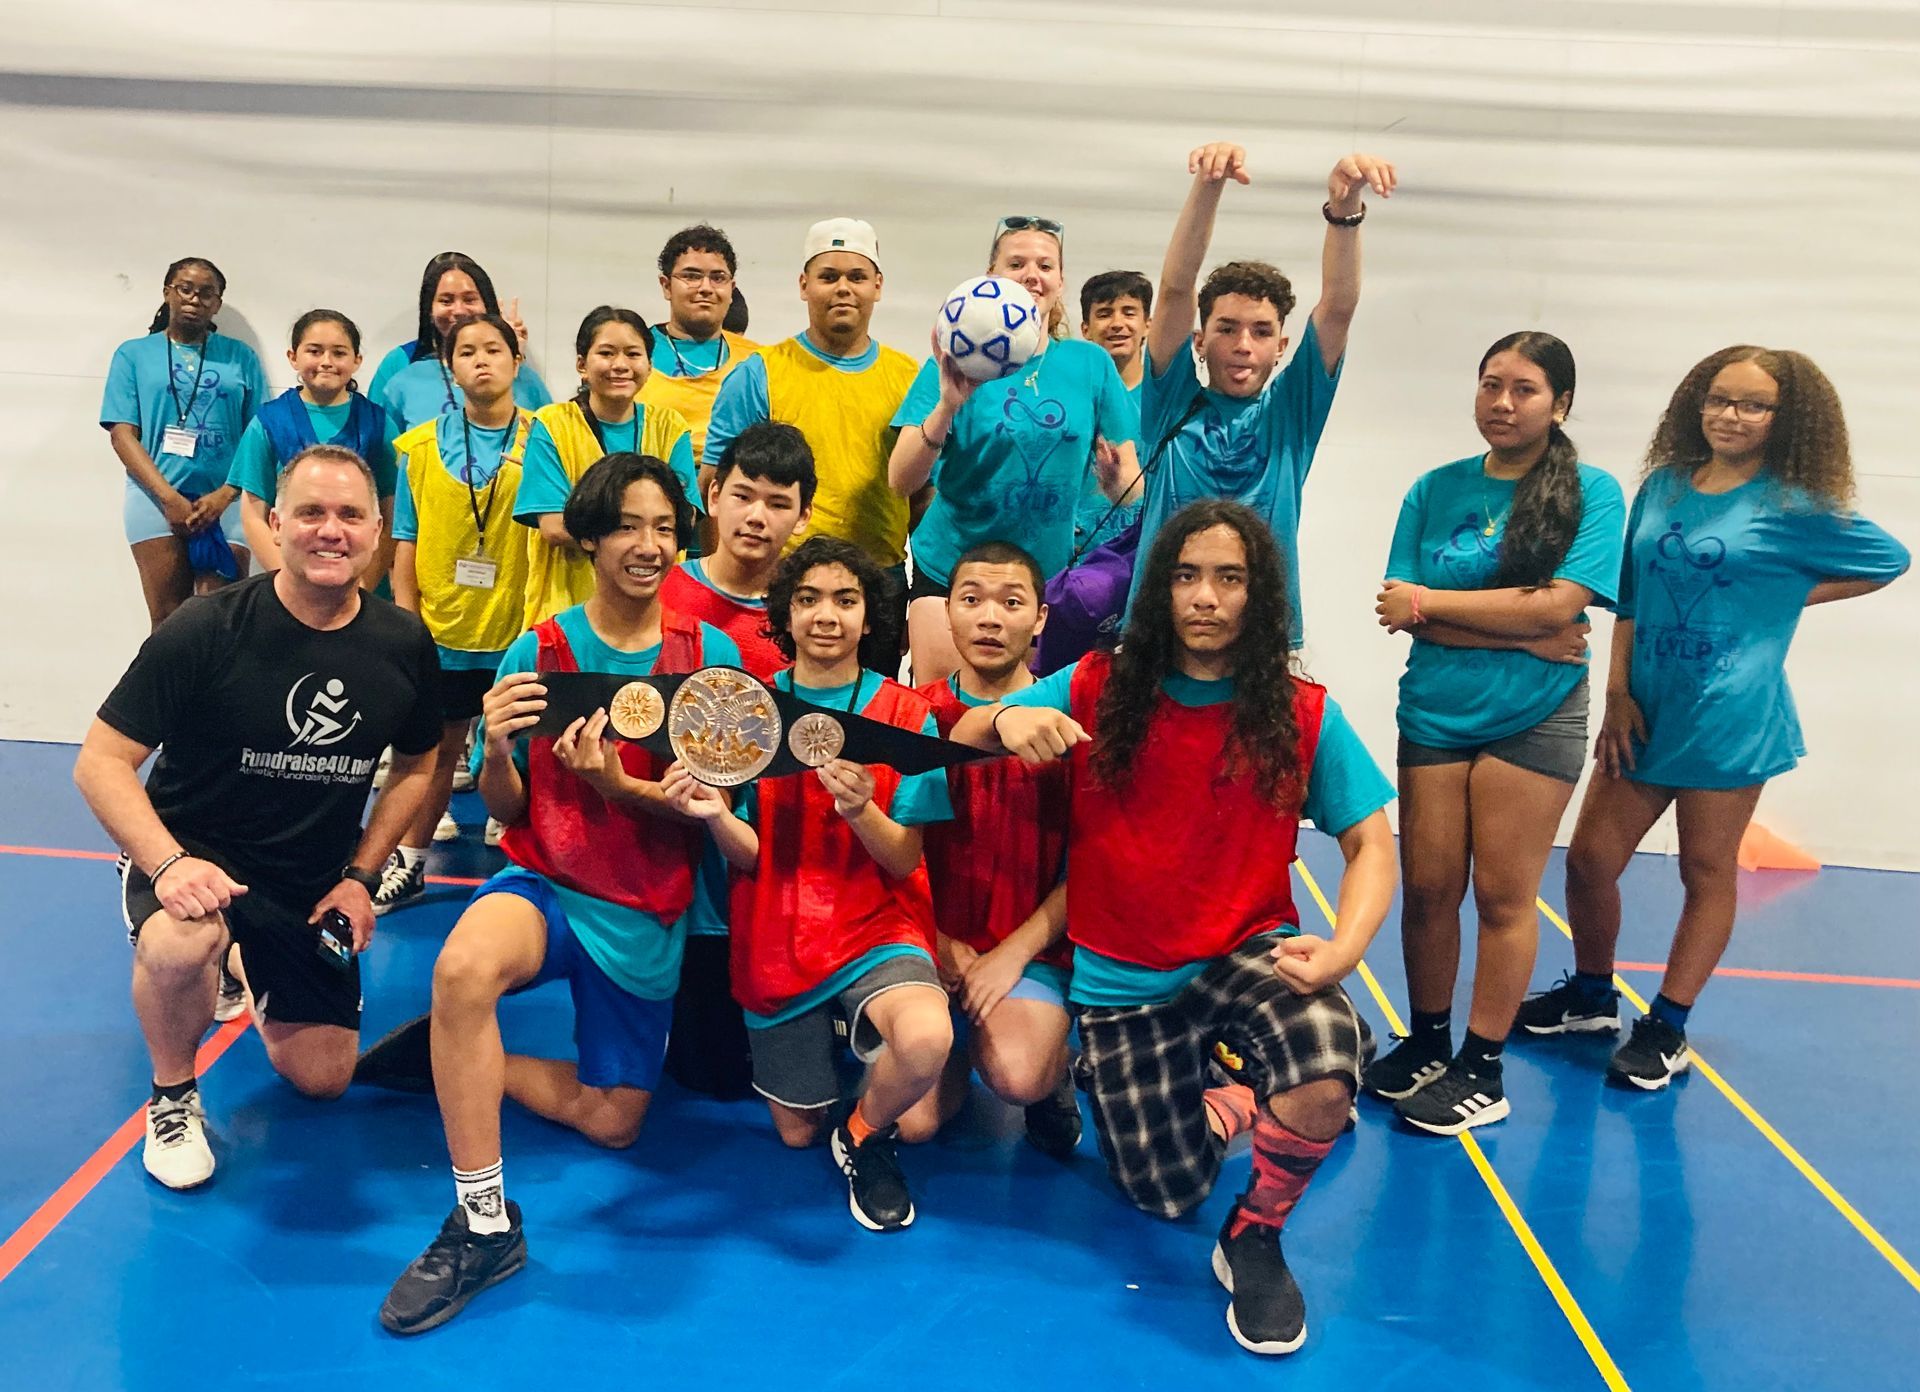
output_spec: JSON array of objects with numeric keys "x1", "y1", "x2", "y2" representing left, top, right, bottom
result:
[
  {"x1": 951, "y1": 960, "x2": 1070, "y2": 1041},
  {"x1": 123, "y1": 478, "x2": 248, "y2": 548},
  {"x1": 475, "y1": 868, "x2": 673, "y2": 1092}
]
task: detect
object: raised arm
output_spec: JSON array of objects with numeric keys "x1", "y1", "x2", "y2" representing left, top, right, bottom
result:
[
  {"x1": 1144, "y1": 142, "x2": 1248, "y2": 375},
  {"x1": 1309, "y1": 154, "x2": 1397, "y2": 371}
]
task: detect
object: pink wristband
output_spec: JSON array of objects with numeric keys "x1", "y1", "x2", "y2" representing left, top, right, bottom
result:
[{"x1": 1408, "y1": 586, "x2": 1427, "y2": 625}]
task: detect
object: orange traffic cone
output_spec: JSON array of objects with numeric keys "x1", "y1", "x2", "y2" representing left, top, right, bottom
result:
[{"x1": 1737, "y1": 822, "x2": 1821, "y2": 872}]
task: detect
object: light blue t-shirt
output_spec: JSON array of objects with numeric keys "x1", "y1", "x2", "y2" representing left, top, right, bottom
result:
[
  {"x1": 893, "y1": 339, "x2": 1139, "y2": 585},
  {"x1": 393, "y1": 410, "x2": 527, "y2": 670},
  {"x1": 1385, "y1": 456, "x2": 1625, "y2": 747},
  {"x1": 1001, "y1": 661, "x2": 1394, "y2": 1006},
  {"x1": 496, "y1": 605, "x2": 742, "y2": 999},
  {"x1": 703, "y1": 332, "x2": 880, "y2": 468},
  {"x1": 226, "y1": 397, "x2": 399, "y2": 503},
  {"x1": 649, "y1": 326, "x2": 731, "y2": 377},
  {"x1": 1618, "y1": 470, "x2": 1908, "y2": 789},
  {"x1": 1073, "y1": 378, "x2": 1147, "y2": 553},
  {"x1": 372, "y1": 343, "x2": 552, "y2": 438},
  {"x1": 100, "y1": 332, "x2": 271, "y2": 496},
  {"x1": 1130, "y1": 319, "x2": 1342, "y2": 645},
  {"x1": 511, "y1": 407, "x2": 700, "y2": 523}
]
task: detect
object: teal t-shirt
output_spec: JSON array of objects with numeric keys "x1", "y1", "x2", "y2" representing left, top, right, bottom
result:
[
  {"x1": 374, "y1": 344, "x2": 552, "y2": 438},
  {"x1": 894, "y1": 338, "x2": 1139, "y2": 586},
  {"x1": 495, "y1": 605, "x2": 743, "y2": 998},
  {"x1": 1385, "y1": 456, "x2": 1626, "y2": 747},
  {"x1": 1072, "y1": 378, "x2": 1146, "y2": 553},
  {"x1": 650, "y1": 326, "x2": 730, "y2": 377},
  {"x1": 512, "y1": 407, "x2": 699, "y2": 523},
  {"x1": 1131, "y1": 320, "x2": 1341, "y2": 644},
  {"x1": 226, "y1": 396, "x2": 399, "y2": 503},
  {"x1": 1001, "y1": 661, "x2": 1395, "y2": 1006},
  {"x1": 100, "y1": 331, "x2": 271, "y2": 496},
  {"x1": 1619, "y1": 470, "x2": 1908, "y2": 788},
  {"x1": 393, "y1": 410, "x2": 529, "y2": 669}
]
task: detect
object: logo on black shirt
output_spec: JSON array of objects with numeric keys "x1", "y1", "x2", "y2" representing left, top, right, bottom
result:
[{"x1": 285, "y1": 674, "x2": 362, "y2": 748}]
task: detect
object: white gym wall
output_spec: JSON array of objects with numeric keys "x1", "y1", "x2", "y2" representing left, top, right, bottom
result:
[{"x1": 4, "y1": 1, "x2": 1915, "y2": 867}]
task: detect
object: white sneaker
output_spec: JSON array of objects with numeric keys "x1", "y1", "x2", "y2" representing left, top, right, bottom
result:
[
  {"x1": 451, "y1": 765, "x2": 475, "y2": 793},
  {"x1": 372, "y1": 747, "x2": 393, "y2": 790},
  {"x1": 484, "y1": 817, "x2": 506, "y2": 848},
  {"x1": 144, "y1": 1089, "x2": 215, "y2": 1190},
  {"x1": 432, "y1": 811, "x2": 460, "y2": 843},
  {"x1": 213, "y1": 963, "x2": 248, "y2": 1023}
]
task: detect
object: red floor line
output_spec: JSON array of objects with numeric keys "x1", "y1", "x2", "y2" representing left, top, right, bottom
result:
[
  {"x1": 1614, "y1": 960, "x2": 1920, "y2": 990},
  {"x1": 0, "y1": 1016, "x2": 254, "y2": 1285},
  {"x1": 0, "y1": 842, "x2": 484, "y2": 888}
]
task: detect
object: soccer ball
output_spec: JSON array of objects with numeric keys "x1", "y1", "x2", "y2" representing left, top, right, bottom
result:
[{"x1": 935, "y1": 276, "x2": 1044, "y2": 382}]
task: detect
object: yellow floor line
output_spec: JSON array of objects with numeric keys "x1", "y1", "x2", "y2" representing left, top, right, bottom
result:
[
  {"x1": 1535, "y1": 897, "x2": 1920, "y2": 1296},
  {"x1": 1294, "y1": 860, "x2": 1632, "y2": 1392}
]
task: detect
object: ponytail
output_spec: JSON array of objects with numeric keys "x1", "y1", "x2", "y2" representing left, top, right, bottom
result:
[{"x1": 1490, "y1": 421, "x2": 1584, "y2": 587}]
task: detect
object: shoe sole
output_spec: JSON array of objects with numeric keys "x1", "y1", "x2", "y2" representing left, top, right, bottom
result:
[
  {"x1": 143, "y1": 1151, "x2": 214, "y2": 1190},
  {"x1": 379, "y1": 1246, "x2": 527, "y2": 1336},
  {"x1": 372, "y1": 889, "x2": 424, "y2": 918},
  {"x1": 1516, "y1": 1015, "x2": 1621, "y2": 1037},
  {"x1": 1211, "y1": 1243, "x2": 1306, "y2": 1355},
  {"x1": 829, "y1": 1131, "x2": 914, "y2": 1232},
  {"x1": 1361, "y1": 1061, "x2": 1446, "y2": 1102},
  {"x1": 432, "y1": 826, "x2": 460, "y2": 843},
  {"x1": 1398, "y1": 1094, "x2": 1512, "y2": 1137},
  {"x1": 1607, "y1": 1052, "x2": 1691, "y2": 1091},
  {"x1": 213, "y1": 997, "x2": 248, "y2": 1023}
]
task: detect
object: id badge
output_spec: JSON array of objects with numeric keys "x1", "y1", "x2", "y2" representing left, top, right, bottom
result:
[
  {"x1": 161, "y1": 425, "x2": 199, "y2": 458},
  {"x1": 454, "y1": 556, "x2": 498, "y2": 590}
]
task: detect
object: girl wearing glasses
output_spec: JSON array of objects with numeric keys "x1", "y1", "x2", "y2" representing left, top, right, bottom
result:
[
  {"x1": 100, "y1": 257, "x2": 271, "y2": 627},
  {"x1": 889, "y1": 216, "x2": 1141, "y2": 682},
  {"x1": 518, "y1": 306, "x2": 697, "y2": 627},
  {"x1": 378, "y1": 314, "x2": 537, "y2": 912},
  {"x1": 368, "y1": 251, "x2": 552, "y2": 436},
  {"x1": 1518, "y1": 346, "x2": 1907, "y2": 1091},
  {"x1": 1364, "y1": 333, "x2": 1624, "y2": 1135}
]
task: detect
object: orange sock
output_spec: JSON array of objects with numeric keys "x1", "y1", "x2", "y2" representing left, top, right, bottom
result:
[
  {"x1": 1203, "y1": 1084, "x2": 1257, "y2": 1142},
  {"x1": 845, "y1": 1101, "x2": 877, "y2": 1146}
]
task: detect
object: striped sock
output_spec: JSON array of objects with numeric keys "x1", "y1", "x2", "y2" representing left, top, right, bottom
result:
[
  {"x1": 453, "y1": 1159, "x2": 510, "y2": 1234},
  {"x1": 1229, "y1": 1111, "x2": 1335, "y2": 1239}
]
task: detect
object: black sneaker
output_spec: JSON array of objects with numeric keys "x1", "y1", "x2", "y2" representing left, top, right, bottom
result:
[
  {"x1": 1023, "y1": 1074, "x2": 1083, "y2": 1158},
  {"x1": 1212, "y1": 1210, "x2": 1307, "y2": 1355},
  {"x1": 372, "y1": 853, "x2": 426, "y2": 916},
  {"x1": 1361, "y1": 1036, "x2": 1448, "y2": 1101},
  {"x1": 1514, "y1": 973, "x2": 1621, "y2": 1036},
  {"x1": 1607, "y1": 1016, "x2": 1691, "y2": 1091},
  {"x1": 379, "y1": 1202, "x2": 526, "y2": 1335},
  {"x1": 354, "y1": 1014, "x2": 434, "y2": 1094},
  {"x1": 829, "y1": 1123, "x2": 914, "y2": 1231},
  {"x1": 1394, "y1": 1062, "x2": 1509, "y2": 1136}
]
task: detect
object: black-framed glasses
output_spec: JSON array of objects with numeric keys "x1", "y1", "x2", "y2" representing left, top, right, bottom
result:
[
  {"x1": 992, "y1": 215, "x2": 1065, "y2": 254},
  {"x1": 167, "y1": 282, "x2": 223, "y2": 304},
  {"x1": 1702, "y1": 393, "x2": 1777, "y2": 422}
]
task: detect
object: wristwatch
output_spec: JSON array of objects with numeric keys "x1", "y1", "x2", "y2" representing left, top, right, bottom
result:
[{"x1": 341, "y1": 865, "x2": 382, "y2": 894}]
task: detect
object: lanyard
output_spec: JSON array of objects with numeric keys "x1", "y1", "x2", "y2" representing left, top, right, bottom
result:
[
  {"x1": 581, "y1": 400, "x2": 637, "y2": 453},
  {"x1": 458, "y1": 409, "x2": 521, "y2": 547},
  {"x1": 782, "y1": 670, "x2": 865, "y2": 714},
  {"x1": 661, "y1": 329, "x2": 727, "y2": 380},
  {"x1": 164, "y1": 335, "x2": 212, "y2": 427}
]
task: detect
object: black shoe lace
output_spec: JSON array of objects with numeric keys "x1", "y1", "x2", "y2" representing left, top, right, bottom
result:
[
  {"x1": 846, "y1": 1129, "x2": 904, "y2": 1186},
  {"x1": 151, "y1": 1102, "x2": 192, "y2": 1146}
]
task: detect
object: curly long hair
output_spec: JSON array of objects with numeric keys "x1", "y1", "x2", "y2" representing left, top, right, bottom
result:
[
  {"x1": 1481, "y1": 331, "x2": 1585, "y2": 587},
  {"x1": 1092, "y1": 500, "x2": 1303, "y2": 810},
  {"x1": 764, "y1": 535, "x2": 898, "y2": 672},
  {"x1": 1643, "y1": 345, "x2": 1854, "y2": 508}
]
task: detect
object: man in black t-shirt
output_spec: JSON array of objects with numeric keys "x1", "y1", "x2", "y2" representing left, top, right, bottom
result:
[{"x1": 75, "y1": 445, "x2": 443, "y2": 1191}]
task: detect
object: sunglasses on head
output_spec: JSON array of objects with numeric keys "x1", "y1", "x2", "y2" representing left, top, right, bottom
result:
[{"x1": 993, "y1": 215, "x2": 1066, "y2": 253}]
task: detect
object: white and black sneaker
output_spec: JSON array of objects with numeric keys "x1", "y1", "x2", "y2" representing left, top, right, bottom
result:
[
  {"x1": 1394, "y1": 1063, "x2": 1510, "y2": 1136},
  {"x1": 1212, "y1": 1210, "x2": 1307, "y2": 1355},
  {"x1": 213, "y1": 961, "x2": 248, "y2": 1023},
  {"x1": 144, "y1": 1088, "x2": 215, "y2": 1190},
  {"x1": 372, "y1": 852, "x2": 426, "y2": 916},
  {"x1": 1607, "y1": 1016, "x2": 1691, "y2": 1091},
  {"x1": 1514, "y1": 973, "x2": 1621, "y2": 1036},
  {"x1": 1361, "y1": 1037, "x2": 1448, "y2": 1101},
  {"x1": 829, "y1": 1122, "x2": 914, "y2": 1231}
]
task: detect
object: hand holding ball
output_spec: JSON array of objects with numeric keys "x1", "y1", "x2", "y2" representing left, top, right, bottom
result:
[{"x1": 935, "y1": 276, "x2": 1044, "y2": 382}]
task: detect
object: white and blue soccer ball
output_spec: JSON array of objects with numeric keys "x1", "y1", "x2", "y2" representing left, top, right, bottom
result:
[{"x1": 935, "y1": 276, "x2": 1044, "y2": 382}]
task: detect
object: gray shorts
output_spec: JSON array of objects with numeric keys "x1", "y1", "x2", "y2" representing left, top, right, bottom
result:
[
  {"x1": 747, "y1": 952, "x2": 944, "y2": 1110},
  {"x1": 1398, "y1": 676, "x2": 1590, "y2": 784}
]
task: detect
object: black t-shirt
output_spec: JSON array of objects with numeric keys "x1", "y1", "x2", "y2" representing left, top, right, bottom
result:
[{"x1": 99, "y1": 574, "x2": 442, "y2": 893}]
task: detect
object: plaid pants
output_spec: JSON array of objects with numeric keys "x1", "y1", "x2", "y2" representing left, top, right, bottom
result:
[{"x1": 1076, "y1": 935, "x2": 1372, "y2": 1219}]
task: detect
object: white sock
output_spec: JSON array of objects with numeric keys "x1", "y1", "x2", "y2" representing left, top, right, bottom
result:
[
  {"x1": 397, "y1": 845, "x2": 426, "y2": 870},
  {"x1": 453, "y1": 1159, "x2": 510, "y2": 1233}
]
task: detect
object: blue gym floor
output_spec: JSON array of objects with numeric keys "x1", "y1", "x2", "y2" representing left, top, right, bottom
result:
[{"x1": 1, "y1": 737, "x2": 1914, "y2": 1391}]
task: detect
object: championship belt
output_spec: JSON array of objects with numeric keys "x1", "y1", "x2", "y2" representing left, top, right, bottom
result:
[{"x1": 534, "y1": 666, "x2": 985, "y2": 786}]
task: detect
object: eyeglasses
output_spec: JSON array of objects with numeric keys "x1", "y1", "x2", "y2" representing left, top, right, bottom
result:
[
  {"x1": 992, "y1": 215, "x2": 1066, "y2": 253},
  {"x1": 672, "y1": 270, "x2": 734, "y2": 287},
  {"x1": 168, "y1": 283, "x2": 223, "y2": 304},
  {"x1": 1701, "y1": 393, "x2": 1777, "y2": 422}
]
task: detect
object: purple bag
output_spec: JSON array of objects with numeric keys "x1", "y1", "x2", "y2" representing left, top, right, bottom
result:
[{"x1": 1035, "y1": 517, "x2": 1140, "y2": 675}]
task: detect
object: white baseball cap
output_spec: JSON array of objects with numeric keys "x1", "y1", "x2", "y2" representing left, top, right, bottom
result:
[{"x1": 802, "y1": 217, "x2": 881, "y2": 272}]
